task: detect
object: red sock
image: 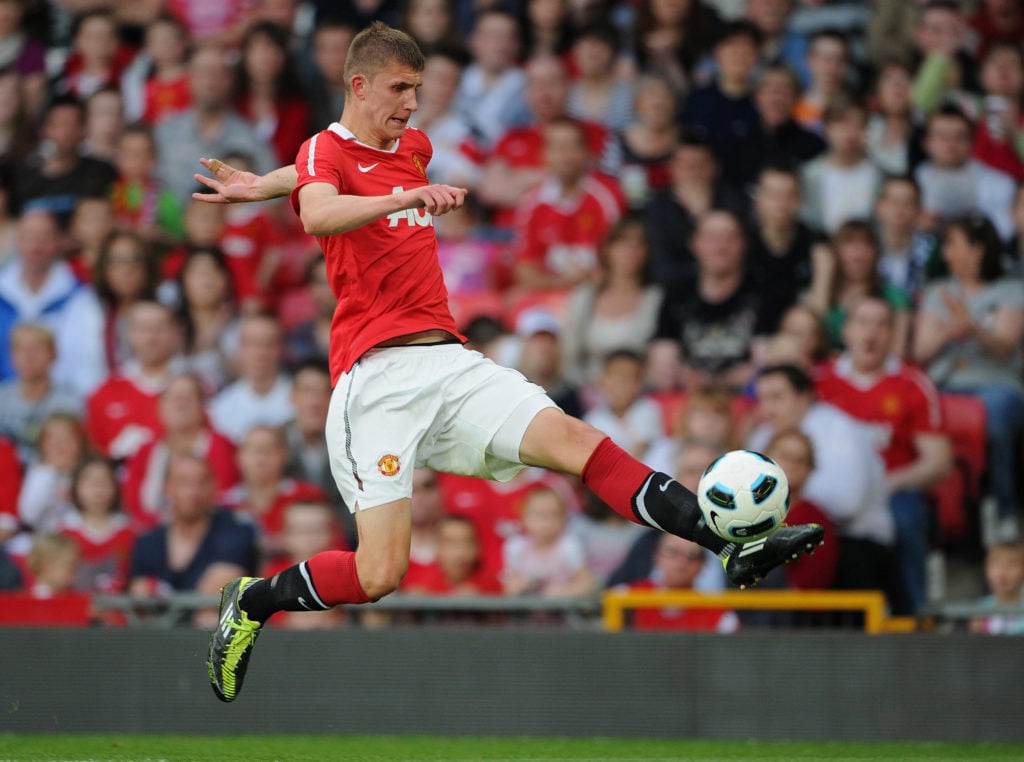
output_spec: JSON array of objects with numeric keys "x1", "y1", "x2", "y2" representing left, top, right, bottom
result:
[
  {"x1": 306, "y1": 550, "x2": 372, "y2": 605},
  {"x1": 581, "y1": 437, "x2": 655, "y2": 526}
]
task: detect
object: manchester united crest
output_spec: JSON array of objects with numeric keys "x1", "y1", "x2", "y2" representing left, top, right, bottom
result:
[
  {"x1": 412, "y1": 154, "x2": 426, "y2": 177},
  {"x1": 377, "y1": 453, "x2": 401, "y2": 477}
]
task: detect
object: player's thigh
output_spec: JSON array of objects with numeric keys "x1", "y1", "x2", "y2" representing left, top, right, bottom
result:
[
  {"x1": 354, "y1": 497, "x2": 412, "y2": 597},
  {"x1": 518, "y1": 407, "x2": 607, "y2": 476}
]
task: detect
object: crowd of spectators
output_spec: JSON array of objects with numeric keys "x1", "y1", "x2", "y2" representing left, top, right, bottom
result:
[{"x1": 0, "y1": 0, "x2": 1023, "y2": 631}]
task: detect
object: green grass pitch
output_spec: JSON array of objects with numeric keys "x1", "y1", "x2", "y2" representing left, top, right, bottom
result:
[{"x1": 1, "y1": 736, "x2": 1023, "y2": 762}]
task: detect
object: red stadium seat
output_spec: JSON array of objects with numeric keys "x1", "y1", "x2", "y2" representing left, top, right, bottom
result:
[
  {"x1": 447, "y1": 291, "x2": 506, "y2": 328},
  {"x1": 940, "y1": 393, "x2": 988, "y2": 496},
  {"x1": 931, "y1": 468, "x2": 968, "y2": 538}
]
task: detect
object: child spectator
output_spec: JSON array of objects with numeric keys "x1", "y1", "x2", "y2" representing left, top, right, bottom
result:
[
  {"x1": 19, "y1": 533, "x2": 92, "y2": 625},
  {"x1": 111, "y1": 123, "x2": 187, "y2": 248},
  {"x1": 502, "y1": 486, "x2": 595, "y2": 598},
  {"x1": 0, "y1": 324, "x2": 82, "y2": 462},
  {"x1": 93, "y1": 230, "x2": 162, "y2": 373},
  {"x1": 971, "y1": 541, "x2": 1024, "y2": 635},
  {"x1": 54, "y1": 11, "x2": 133, "y2": 101},
  {"x1": 584, "y1": 349, "x2": 664, "y2": 461},
  {"x1": 622, "y1": 533, "x2": 740, "y2": 633},
  {"x1": 67, "y1": 195, "x2": 117, "y2": 283},
  {"x1": 403, "y1": 514, "x2": 501, "y2": 596},
  {"x1": 763, "y1": 428, "x2": 838, "y2": 590},
  {"x1": 260, "y1": 499, "x2": 347, "y2": 629},
  {"x1": 12, "y1": 414, "x2": 87, "y2": 555},
  {"x1": 223, "y1": 424, "x2": 326, "y2": 558},
  {"x1": 800, "y1": 96, "x2": 883, "y2": 235},
  {"x1": 123, "y1": 373, "x2": 237, "y2": 530},
  {"x1": 60, "y1": 456, "x2": 135, "y2": 593},
  {"x1": 572, "y1": 489, "x2": 650, "y2": 587},
  {"x1": 130, "y1": 14, "x2": 192, "y2": 125}
]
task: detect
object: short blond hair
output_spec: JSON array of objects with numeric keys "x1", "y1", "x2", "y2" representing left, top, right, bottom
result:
[
  {"x1": 10, "y1": 322, "x2": 56, "y2": 353},
  {"x1": 344, "y1": 21, "x2": 424, "y2": 94}
]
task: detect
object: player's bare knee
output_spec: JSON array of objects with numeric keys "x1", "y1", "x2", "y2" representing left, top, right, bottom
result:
[
  {"x1": 520, "y1": 409, "x2": 607, "y2": 474},
  {"x1": 357, "y1": 556, "x2": 408, "y2": 600}
]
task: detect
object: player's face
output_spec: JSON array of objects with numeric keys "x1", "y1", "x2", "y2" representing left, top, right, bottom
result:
[{"x1": 357, "y1": 65, "x2": 423, "y2": 148}]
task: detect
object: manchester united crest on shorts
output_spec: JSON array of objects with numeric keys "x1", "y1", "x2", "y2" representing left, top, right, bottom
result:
[{"x1": 377, "y1": 453, "x2": 401, "y2": 477}]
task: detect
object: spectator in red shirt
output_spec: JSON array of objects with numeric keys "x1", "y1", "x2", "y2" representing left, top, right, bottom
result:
[
  {"x1": 0, "y1": 533, "x2": 93, "y2": 626},
  {"x1": 123, "y1": 372, "x2": 238, "y2": 530},
  {"x1": 0, "y1": 433, "x2": 22, "y2": 544},
  {"x1": 968, "y1": 0, "x2": 1024, "y2": 61},
  {"x1": 817, "y1": 295, "x2": 952, "y2": 613},
  {"x1": 136, "y1": 14, "x2": 192, "y2": 125},
  {"x1": 86, "y1": 301, "x2": 183, "y2": 460},
  {"x1": 511, "y1": 117, "x2": 624, "y2": 292},
  {"x1": 403, "y1": 514, "x2": 501, "y2": 595},
  {"x1": 236, "y1": 22, "x2": 311, "y2": 168},
  {"x1": 60, "y1": 456, "x2": 135, "y2": 593},
  {"x1": 624, "y1": 533, "x2": 739, "y2": 633},
  {"x1": 54, "y1": 11, "x2": 134, "y2": 101}
]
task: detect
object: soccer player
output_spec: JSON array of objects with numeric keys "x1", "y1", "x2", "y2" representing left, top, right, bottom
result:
[{"x1": 199, "y1": 22, "x2": 825, "y2": 703}]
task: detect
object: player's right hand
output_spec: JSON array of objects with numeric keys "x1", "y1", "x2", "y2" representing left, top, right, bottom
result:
[
  {"x1": 192, "y1": 157, "x2": 265, "y2": 203},
  {"x1": 408, "y1": 184, "x2": 468, "y2": 216}
]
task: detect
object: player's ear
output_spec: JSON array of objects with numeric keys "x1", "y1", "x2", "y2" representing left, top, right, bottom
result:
[{"x1": 350, "y1": 73, "x2": 368, "y2": 98}]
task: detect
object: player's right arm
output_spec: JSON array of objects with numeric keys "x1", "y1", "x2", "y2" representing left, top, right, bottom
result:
[
  {"x1": 193, "y1": 158, "x2": 298, "y2": 203},
  {"x1": 298, "y1": 181, "x2": 467, "y2": 236}
]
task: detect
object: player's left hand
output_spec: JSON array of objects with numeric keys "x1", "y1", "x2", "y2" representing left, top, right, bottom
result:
[{"x1": 409, "y1": 184, "x2": 468, "y2": 216}]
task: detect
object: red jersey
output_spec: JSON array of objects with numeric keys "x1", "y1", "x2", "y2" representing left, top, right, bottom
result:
[
  {"x1": 85, "y1": 372, "x2": 164, "y2": 459},
  {"x1": 511, "y1": 173, "x2": 625, "y2": 277},
  {"x1": 0, "y1": 437, "x2": 22, "y2": 537},
  {"x1": 625, "y1": 580, "x2": 738, "y2": 632},
  {"x1": 144, "y1": 75, "x2": 191, "y2": 124},
  {"x1": 222, "y1": 478, "x2": 329, "y2": 540},
  {"x1": 400, "y1": 560, "x2": 502, "y2": 595},
  {"x1": 783, "y1": 498, "x2": 838, "y2": 590},
  {"x1": 291, "y1": 124, "x2": 464, "y2": 382},
  {"x1": 220, "y1": 206, "x2": 283, "y2": 304},
  {"x1": 60, "y1": 512, "x2": 136, "y2": 593},
  {"x1": 816, "y1": 355, "x2": 942, "y2": 472}
]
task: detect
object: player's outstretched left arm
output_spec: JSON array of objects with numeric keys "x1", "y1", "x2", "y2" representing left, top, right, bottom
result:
[{"x1": 193, "y1": 158, "x2": 298, "y2": 203}]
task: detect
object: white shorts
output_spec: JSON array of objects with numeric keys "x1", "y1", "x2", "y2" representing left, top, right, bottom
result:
[{"x1": 324, "y1": 343, "x2": 557, "y2": 511}]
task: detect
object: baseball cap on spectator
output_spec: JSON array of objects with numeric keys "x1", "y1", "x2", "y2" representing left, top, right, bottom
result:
[{"x1": 516, "y1": 308, "x2": 562, "y2": 338}]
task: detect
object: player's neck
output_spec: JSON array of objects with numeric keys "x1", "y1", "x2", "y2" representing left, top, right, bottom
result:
[{"x1": 337, "y1": 115, "x2": 396, "y2": 151}]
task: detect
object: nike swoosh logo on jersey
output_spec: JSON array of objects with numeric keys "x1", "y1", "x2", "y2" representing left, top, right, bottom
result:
[{"x1": 358, "y1": 163, "x2": 379, "y2": 173}]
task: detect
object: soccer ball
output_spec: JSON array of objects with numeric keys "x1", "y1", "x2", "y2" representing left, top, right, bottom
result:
[{"x1": 697, "y1": 449, "x2": 790, "y2": 543}]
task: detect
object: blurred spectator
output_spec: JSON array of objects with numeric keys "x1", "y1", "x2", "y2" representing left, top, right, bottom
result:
[
  {"x1": 646, "y1": 385, "x2": 740, "y2": 475},
  {"x1": 305, "y1": 18, "x2": 355, "y2": 133},
  {"x1": 622, "y1": 533, "x2": 739, "y2": 632},
  {"x1": 285, "y1": 257, "x2": 330, "y2": 365},
  {"x1": 407, "y1": 48, "x2": 479, "y2": 190},
  {"x1": 155, "y1": 45, "x2": 274, "y2": 204},
  {"x1": 0, "y1": 323, "x2": 82, "y2": 462},
  {"x1": 0, "y1": 433, "x2": 21, "y2": 544},
  {"x1": 968, "y1": 0, "x2": 1024, "y2": 62},
  {"x1": 915, "y1": 105, "x2": 1016, "y2": 240},
  {"x1": 562, "y1": 216, "x2": 662, "y2": 385},
  {"x1": 651, "y1": 209, "x2": 773, "y2": 392},
  {"x1": 632, "y1": 0, "x2": 721, "y2": 93},
  {"x1": 53, "y1": 10, "x2": 133, "y2": 101},
  {"x1": 67, "y1": 194, "x2": 116, "y2": 283},
  {"x1": 566, "y1": 23, "x2": 634, "y2": 132},
  {"x1": 0, "y1": 209, "x2": 106, "y2": 397},
  {"x1": 479, "y1": 54, "x2": 608, "y2": 230},
  {"x1": 1006, "y1": 185, "x2": 1024, "y2": 278},
  {"x1": 519, "y1": 0, "x2": 575, "y2": 60},
  {"x1": 681, "y1": 21, "x2": 761, "y2": 152},
  {"x1": 584, "y1": 349, "x2": 664, "y2": 461},
  {"x1": 966, "y1": 42, "x2": 1024, "y2": 183},
  {"x1": 874, "y1": 175, "x2": 937, "y2": 307},
  {"x1": 435, "y1": 199, "x2": 503, "y2": 294},
  {"x1": 606, "y1": 438, "x2": 727, "y2": 591},
  {"x1": 817, "y1": 295, "x2": 952, "y2": 614},
  {"x1": 404, "y1": 512, "x2": 501, "y2": 595},
  {"x1": 128, "y1": 452, "x2": 257, "y2": 598},
  {"x1": 970, "y1": 541, "x2": 1024, "y2": 635},
  {"x1": 800, "y1": 95, "x2": 882, "y2": 235},
  {"x1": 793, "y1": 29, "x2": 852, "y2": 134},
  {"x1": 502, "y1": 486, "x2": 595, "y2": 598},
  {"x1": 122, "y1": 372, "x2": 237, "y2": 530},
  {"x1": 122, "y1": 14, "x2": 192, "y2": 126},
  {"x1": 223, "y1": 424, "x2": 326, "y2": 558},
  {"x1": 766, "y1": 302, "x2": 830, "y2": 371},
  {"x1": 85, "y1": 301, "x2": 182, "y2": 460},
  {"x1": 282, "y1": 359, "x2": 351, "y2": 540},
  {"x1": 511, "y1": 117, "x2": 624, "y2": 290},
  {"x1": 0, "y1": 0, "x2": 47, "y2": 117},
  {"x1": 866, "y1": 58, "x2": 920, "y2": 177},
  {"x1": 60, "y1": 455, "x2": 135, "y2": 593},
  {"x1": 748, "y1": 364, "x2": 896, "y2": 602},
  {"x1": 164, "y1": 0, "x2": 259, "y2": 48},
  {"x1": 804, "y1": 219, "x2": 911, "y2": 355},
  {"x1": 763, "y1": 428, "x2": 837, "y2": 590},
  {"x1": 402, "y1": 0, "x2": 461, "y2": 52},
  {"x1": 259, "y1": 499, "x2": 347, "y2": 629},
  {"x1": 26, "y1": 533, "x2": 87, "y2": 601},
  {"x1": 717, "y1": 63, "x2": 826, "y2": 192},
  {"x1": 235, "y1": 22, "x2": 311, "y2": 168},
  {"x1": 11, "y1": 96, "x2": 116, "y2": 227},
  {"x1": 601, "y1": 72, "x2": 677, "y2": 210},
  {"x1": 14, "y1": 413, "x2": 87, "y2": 548},
  {"x1": 747, "y1": 161, "x2": 822, "y2": 333},
  {"x1": 454, "y1": 9, "x2": 527, "y2": 152},
  {"x1": 0, "y1": 542, "x2": 20, "y2": 589},
  {"x1": 209, "y1": 312, "x2": 294, "y2": 443},
  {"x1": 644, "y1": 130, "x2": 744, "y2": 285},
  {"x1": 745, "y1": 0, "x2": 808, "y2": 83},
  {"x1": 93, "y1": 230, "x2": 161, "y2": 373},
  {"x1": 571, "y1": 489, "x2": 648, "y2": 587},
  {"x1": 401, "y1": 467, "x2": 446, "y2": 583},
  {"x1": 174, "y1": 246, "x2": 240, "y2": 391},
  {"x1": 515, "y1": 308, "x2": 584, "y2": 420},
  {"x1": 82, "y1": 86, "x2": 124, "y2": 163},
  {"x1": 911, "y1": 0, "x2": 976, "y2": 117},
  {"x1": 111, "y1": 123, "x2": 187, "y2": 248},
  {"x1": 0, "y1": 66, "x2": 37, "y2": 167},
  {"x1": 913, "y1": 214, "x2": 1024, "y2": 545}
]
